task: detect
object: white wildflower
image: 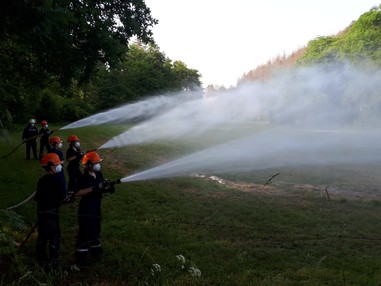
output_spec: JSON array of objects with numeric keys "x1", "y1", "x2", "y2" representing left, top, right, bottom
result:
[
  {"x1": 151, "y1": 263, "x2": 161, "y2": 276},
  {"x1": 188, "y1": 266, "x2": 201, "y2": 278},
  {"x1": 176, "y1": 254, "x2": 186, "y2": 264}
]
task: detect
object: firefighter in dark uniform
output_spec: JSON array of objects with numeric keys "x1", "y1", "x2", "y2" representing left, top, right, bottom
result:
[
  {"x1": 39, "y1": 120, "x2": 52, "y2": 160},
  {"x1": 66, "y1": 135, "x2": 84, "y2": 196},
  {"x1": 35, "y1": 153, "x2": 66, "y2": 268},
  {"x1": 22, "y1": 118, "x2": 38, "y2": 160},
  {"x1": 48, "y1": 136, "x2": 66, "y2": 192},
  {"x1": 74, "y1": 151, "x2": 115, "y2": 267}
]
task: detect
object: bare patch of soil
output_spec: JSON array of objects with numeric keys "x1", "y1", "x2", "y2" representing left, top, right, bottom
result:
[
  {"x1": 193, "y1": 174, "x2": 280, "y2": 194},
  {"x1": 194, "y1": 174, "x2": 381, "y2": 201}
]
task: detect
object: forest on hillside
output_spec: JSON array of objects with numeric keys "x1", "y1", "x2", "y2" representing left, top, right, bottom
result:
[{"x1": 239, "y1": 5, "x2": 381, "y2": 84}]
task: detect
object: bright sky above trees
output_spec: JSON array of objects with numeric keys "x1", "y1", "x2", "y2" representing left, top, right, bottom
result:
[{"x1": 144, "y1": 0, "x2": 380, "y2": 88}]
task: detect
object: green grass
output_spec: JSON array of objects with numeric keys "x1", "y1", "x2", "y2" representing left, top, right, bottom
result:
[{"x1": 1, "y1": 124, "x2": 381, "y2": 285}]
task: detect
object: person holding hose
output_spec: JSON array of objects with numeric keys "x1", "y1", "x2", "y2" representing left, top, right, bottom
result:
[
  {"x1": 66, "y1": 135, "x2": 84, "y2": 196},
  {"x1": 49, "y1": 136, "x2": 66, "y2": 192},
  {"x1": 39, "y1": 120, "x2": 52, "y2": 159},
  {"x1": 22, "y1": 118, "x2": 38, "y2": 160},
  {"x1": 73, "y1": 151, "x2": 115, "y2": 267},
  {"x1": 35, "y1": 153, "x2": 66, "y2": 269}
]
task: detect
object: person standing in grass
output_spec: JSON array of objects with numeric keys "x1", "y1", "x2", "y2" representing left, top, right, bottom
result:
[
  {"x1": 22, "y1": 118, "x2": 38, "y2": 160},
  {"x1": 39, "y1": 120, "x2": 52, "y2": 160},
  {"x1": 49, "y1": 136, "x2": 66, "y2": 192},
  {"x1": 73, "y1": 151, "x2": 115, "y2": 267},
  {"x1": 35, "y1": 153, "x2": 66, "y2": 269},
  {"x1": 66, "y1": 135, "x2": 84, "y2": 196}
]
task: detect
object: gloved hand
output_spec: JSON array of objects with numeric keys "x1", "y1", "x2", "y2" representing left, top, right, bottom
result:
[
  {"x1": 93, "y1": 181, "x2": 107, "y2": 193},
  {"x1": 93, "y1": 179, "x2": 117, "y2": 194},
  {"x1": 102, "y1": 179, "x2": 116, "y2": 194},
  {"x1": 97, "y1": 179, "x2": 116, "y2": 194}
]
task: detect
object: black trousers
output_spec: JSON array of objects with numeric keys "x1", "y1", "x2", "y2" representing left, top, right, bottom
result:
[
  {"x1": 39, "y1": 140, "x2": 51, "y2": 159},
  {"x1": 36, "y1": 212, "x2": 60, "y2": 265},
  {"x1": 76, "y1": 214, "x2": 101, "y2": 251},
  {"x1": 67, "y1": 167, "x2": 81, "y2": 194},
  {"x1": 26, "y1": 140, "x2": 37, "y2": 159},
  {"x1": 75, "y1": 214, "x2": 102, "y2": 266}
]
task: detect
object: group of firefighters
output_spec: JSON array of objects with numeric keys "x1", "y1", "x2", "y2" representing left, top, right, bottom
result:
[
  {"x1": 22, "y1": 119, "x2": 52, "y2": 160},
  {"x1": 22, "y1": 119, "x2": 117, "y2": 270}
]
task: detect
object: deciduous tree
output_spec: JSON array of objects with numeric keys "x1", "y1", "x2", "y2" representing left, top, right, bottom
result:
[{"x1": 0, "y1": 0, "x2": 157, "y2": 123}]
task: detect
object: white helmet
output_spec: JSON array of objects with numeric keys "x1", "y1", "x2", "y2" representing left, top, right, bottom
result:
[{"x1": 29, "y1": 119, "x2": 36, "y2": 124}]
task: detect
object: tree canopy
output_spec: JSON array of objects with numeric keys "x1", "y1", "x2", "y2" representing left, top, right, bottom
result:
[
  {"x1": 0, "y1": 0, "x2": 157, "y2": 85},
  {"x1": 239, "y1": 5, "x2": 381, "y2": 84},
  {"x1": 0, "y1": 0, "x2": 202, "y2": 126},
  {"x1": 0, "y1": 0, "x2": 157, "y2": 124},
  {"x1": 299, "y1": 5, "x2": 381, "y2": 66},
  {"x1": 90, "y1": 43, "x2": 202, "y2": 111}
]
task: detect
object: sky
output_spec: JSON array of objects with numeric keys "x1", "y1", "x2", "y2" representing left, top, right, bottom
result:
[{"x1": 144, "y1": 0, "x2": 380, "y2": 88}]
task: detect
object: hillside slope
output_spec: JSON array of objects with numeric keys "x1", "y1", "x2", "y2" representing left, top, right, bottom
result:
[{"x1": 239, "y1": 5, "x2": 381, "y2": 84}]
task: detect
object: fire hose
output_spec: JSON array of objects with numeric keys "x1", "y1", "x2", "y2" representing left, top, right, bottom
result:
[
  {"x1": 1, "y1": 191, "x2": 37, "y2": 249},
  {"x1": 3, "y1": 178, "x2": 122, "y2": 248},
  {"x1": 2, "y1": 178, "x2": 121, "y2": 210},
  {"x1": 2, "y1": 138, "x2": 122, "y2": 247},
  {"x1": 108, "y1": 179, "x2": 122, "y2": 185},
  {"x1": 2, "y1": 130, "x2": 58, "y2": 159},
  {"x1": 1, "y1": 191, "x2": 36, "y2": 211},
  {"x1": 63, "y1": 178, "x2": 122, "y2": 202}
]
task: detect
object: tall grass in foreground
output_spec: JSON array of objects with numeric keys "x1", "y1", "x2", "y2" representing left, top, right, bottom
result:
[{"x1": 1, "y1": 124, "x2": 381, "y2": 285}]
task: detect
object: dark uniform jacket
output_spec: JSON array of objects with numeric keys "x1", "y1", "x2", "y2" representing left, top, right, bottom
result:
[
  {"x1": 66, "y1": 147, "x2": 82, "y2": 172},
  {"x1": 49, "y1": 148, "x2": 64, "y2": 162},
  {"x1": 22, "y1": 125, "x2": 38, "y2": 141},
  {"x1": 39, "y1": 127, "x2": 51, "y2": 144},
  {"x1": 35, "y1": 174, "x2": 66, "y2": 212},
  {"x1": 76, "y1": 171, "x2": 104, "y2": 217},
  {"x1": 49, "y1": 148, "x2": 66, "y2": 190}
]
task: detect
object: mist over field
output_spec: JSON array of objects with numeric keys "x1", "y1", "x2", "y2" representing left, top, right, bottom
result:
[
  {"x1": 60, "y1": 90, "x2": 202, "y2": 130},
  {"x1": 100, "y1": 63, "x2": 381, "y2": 148},
  {"x1": 121, "y1": 128, "x2": 381, "y2": 182},
  {"x1": 65, "y1": 63, "x2": 381, "y2": 181}
]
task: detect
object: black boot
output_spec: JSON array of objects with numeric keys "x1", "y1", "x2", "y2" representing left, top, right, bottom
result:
[
  {"x1": 36, "y1": 242, "x2": 48, "y2": 267},
  {"x1": 90, "y1": 246, "x2": 103, "y2": 258},
  {"x1": 75, "y1": 251, "x2": 88, "y2": 267}
]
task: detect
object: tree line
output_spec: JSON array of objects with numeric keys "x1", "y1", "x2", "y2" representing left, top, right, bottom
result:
[
  {"x1": 239, "y1": 5, "x2": 381, "y2": 83},
  {"x1": 238, "y1": 5, "x2": 381, "y2": 127},
  {"x1": 0, "y1": 0, "x2": 201, "y2": 127}
]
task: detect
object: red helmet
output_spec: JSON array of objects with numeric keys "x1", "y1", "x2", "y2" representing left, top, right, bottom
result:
[
  {"x1": 68, "y1": 135, "x2": 80, "y2": 143},
  {"x1": 40, "y1": 153, "x2": 62, "y2": 167},
  {"x1": 81, "y1": 151, "x2": 103, "y2": 165},
  {"x1": 49, "y1": 136, "x2": 62, "y2": 145},
  {"x1": 41, "y1": 120, "x2": 48, "y2": 126}
]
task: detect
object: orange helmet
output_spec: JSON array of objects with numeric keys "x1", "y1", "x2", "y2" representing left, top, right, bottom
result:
[
  {"x1": 50, "y1": 136, "x2": 62, "y2": 145},
  {"x1": 41, "y1": 120, "x2": 48, "y2": 126},
  {"x1": 40, "y1": 153, "x2": 62, "y2": 166},
  {"x1": 81, "y1": 151, "x2": 103, "y2": 165},
  {"x1": 68, "y1": 135, "x2": 80, "y2": 143}
]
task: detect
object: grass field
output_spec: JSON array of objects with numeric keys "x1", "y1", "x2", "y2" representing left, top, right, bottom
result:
[{"x1": 1, "y1": 123, "x2": 381, "y2": 285}]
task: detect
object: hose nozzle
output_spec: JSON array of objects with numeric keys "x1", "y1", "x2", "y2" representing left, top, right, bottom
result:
[{"x1": 109, "y1": 179, "x2": 122, "y2": 186}]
